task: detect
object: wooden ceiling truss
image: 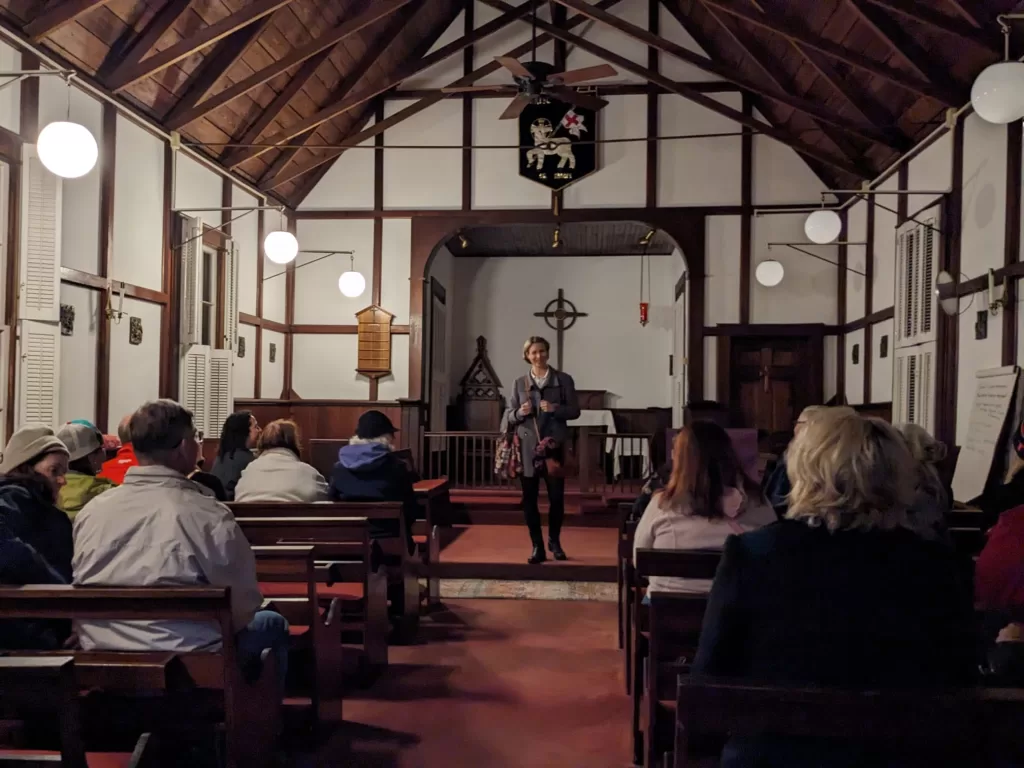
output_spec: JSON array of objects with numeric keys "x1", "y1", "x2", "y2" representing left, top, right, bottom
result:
[{"x1": 1, "y1": 0, "x2": 1008, "y2": 206}]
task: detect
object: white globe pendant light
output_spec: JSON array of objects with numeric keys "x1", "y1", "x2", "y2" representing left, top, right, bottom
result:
[
  {"x1": 972, "y1": 61, "x2": 1024, "y2": 124},
  {"x1": 338, "y1": 254, "x2": 365, "y2": 298},
  {"x1": 264, "y1": 230, "x2": 299, "y2": 264},
  {"x1": 37, "y1": 120, "x2": 98, "y2": 180},
  {"x1": 755, "y1": 259, "x2": 785, "y2": 287},
  {"x1": 804, "y1": 209, "x2": 842, "y2": 245}
]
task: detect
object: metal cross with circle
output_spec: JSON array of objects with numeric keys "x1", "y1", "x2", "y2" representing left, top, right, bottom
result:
[{"x1": 533, "y1": 288, "x2": 588, "y2": 370}]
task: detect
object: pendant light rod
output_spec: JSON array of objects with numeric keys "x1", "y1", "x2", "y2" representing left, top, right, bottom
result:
[
  {"x1": 172, "y1": 206, "x2": 284, "y2": 212},
  {"x1": 823, "y1": 189, "x2": 951, "y2": 196},
  {"x1": 768, "y1": 243, "x2": 868, "y2": 278},
  {"x1": 262, "y1": 250, "x2": 355, "y2": 281}
]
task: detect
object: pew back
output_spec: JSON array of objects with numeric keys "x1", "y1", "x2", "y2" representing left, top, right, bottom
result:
[{"x1": 635, "y1": 549, "x2": 721, "y2": 581}]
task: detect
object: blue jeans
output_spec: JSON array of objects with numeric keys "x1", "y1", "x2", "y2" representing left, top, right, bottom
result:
[{"x1": 236, "y1": 610, "x2": 289, "y2": 689}]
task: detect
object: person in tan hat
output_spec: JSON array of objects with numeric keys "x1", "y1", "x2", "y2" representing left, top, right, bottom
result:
[{"x1": 56, "y1": 423, "x2": 115, "y2": 519}]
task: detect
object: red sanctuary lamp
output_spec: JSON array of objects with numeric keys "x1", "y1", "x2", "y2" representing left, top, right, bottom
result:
[{"x1": 639, "y1": 302, "x2": 649, "y2": 326}]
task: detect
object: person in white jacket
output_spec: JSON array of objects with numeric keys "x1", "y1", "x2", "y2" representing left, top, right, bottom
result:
[
  {"x1": 234, "y1": 419, "x2": 327, "y2": 503},
  {"x1": 72, "y1": 399, "x2": 288, "y2": 682},
  {"x1": 633, "y1": 421, "x2": 776, "y2": 594}
]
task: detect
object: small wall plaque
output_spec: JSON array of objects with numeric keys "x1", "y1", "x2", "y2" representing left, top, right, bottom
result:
[
  {"x1": 128, "y1": 316, "x2": 142, "y2": 346},
  {"x1": 852, "y1": 343, "x2": 860, "y2": 365},
  {"x1": 60, "y1": 304, "x2": 74, "y2": 336},
  {"x1": 880, "y1": 335, "x2": 888, "y2": 359},
  {"x1": 269, "y1": 342, "x2": 277, "y2": 363},
  {"x1": 237, "y1": 336, "x2": 246, "y2": 358},
  {"x1": 976, "y1": 309, "x2": 988, "y2": 340}
]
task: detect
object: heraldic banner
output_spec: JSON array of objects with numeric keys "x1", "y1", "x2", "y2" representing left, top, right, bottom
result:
[{"x1": 517, "y1": 97, "x2": 598, "y2": 191}]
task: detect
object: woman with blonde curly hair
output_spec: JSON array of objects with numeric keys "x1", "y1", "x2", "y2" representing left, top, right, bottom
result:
[
  {"x1": 893, "y1": 422, "x2": 950, "y2": 541},
  {"x1": 692, "y1": 409, "x2": 975, "y2": 767}
]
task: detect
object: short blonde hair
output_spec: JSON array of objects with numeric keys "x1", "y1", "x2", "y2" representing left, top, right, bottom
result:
[
  {"x1": 258, "y1": 419, "x2": 301, "y2": 457},
  {"x1": 786, "y1": 410, "x2": 917, "y2": 532},
  {"x1": 522, "y1": 336, "x2": 550, "y2": 363}
]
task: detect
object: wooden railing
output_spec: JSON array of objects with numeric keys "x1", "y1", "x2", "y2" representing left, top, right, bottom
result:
[{"x1": 420, "y1": 430, "x2": 654, "y2": 497}]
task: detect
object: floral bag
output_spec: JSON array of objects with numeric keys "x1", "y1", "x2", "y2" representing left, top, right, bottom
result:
[{"x1": 495, "y1": 431, "x2": 522, "y2": 480}]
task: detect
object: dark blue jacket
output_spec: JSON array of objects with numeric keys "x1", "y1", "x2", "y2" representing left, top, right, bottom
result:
[
  {"x1": 0, "y1": 478, "x2": 72, "y2": 650},
  {"x1": 762, "y1": 454, "x2": 791, "y2": 517},
  {"x1": 328, "y1": 443, "x2": 417, "y2": 551}
]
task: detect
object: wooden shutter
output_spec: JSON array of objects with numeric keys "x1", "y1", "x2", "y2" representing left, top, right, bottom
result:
[
  {"x1": 222, "y1": 240, "x2": 240, "y2": 351},
  {"x1": 893, "y1": 353, "x2": 905, "y2": 423},
  {"x1": 180, "y1": 345, "x2": 209, "y2": 434},
  {"x1": 180, "y1": 215, "x2": 203, "y2": 347},
  {"x1": 19, "y1": 146, "x2": 61, "y2": 322},
  {"x1": 18, "y1": 320, "x2": 59, "y2": 428},
  {"x1": 207, "y1": 349, "x2": 232, "y2": 438}
]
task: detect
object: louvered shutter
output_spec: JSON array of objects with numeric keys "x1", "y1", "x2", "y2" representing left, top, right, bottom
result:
[
  {"x1": 895, "y1": 212, "x2": 940, "y2": 349},
  {"x1": 18, "y1": 320, "x2": 59, "y2": 428},
  {"x1": 180, "y1": 345, "x2": 209, "y2": 435},
  {"x1": 180, "y1": 216, "x2": 203, "y2": 347},
  {"x1": 893, "y1": 354, "x2": 905, "y2": 423},
  {"x1": 222, "y1": 240, "x2": 240, "y2": 351},
  {"x1": 207, "y1": 350, "x2": 233, "y2": 438},
  {"x1": 19, "y1": 146, "x2": 61, "y2": 322},
  {"x1": 917, "y1": 215, "x2": 937, "y2": 344}
]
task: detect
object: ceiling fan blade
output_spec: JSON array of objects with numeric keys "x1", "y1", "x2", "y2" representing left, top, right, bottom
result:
[
  {"x1": 548, "y1": 64, "x2": 617, "y2": 85},
  {"x1": 495, "y1": 56, "x2": 534, "y2": 79},
  {"x1": 441, "y1": 85, "x2": 515, "y2": 93},
  {"x1": 499, "y1": 94, "x2": 532, "y2": 120},
  {"x1": 548, "y1": 87, "x2": 609, "y2": 111}
]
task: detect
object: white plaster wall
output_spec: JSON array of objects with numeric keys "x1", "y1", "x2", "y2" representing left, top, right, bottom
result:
[
  {"x1": 659, "y1": 2, "x2": 718, "y2": 82},
  {"x1": 704, "y1": 336, "x2": 716, "y2": 401},
  {"x1": 233, "y1": 323, "x2": 256, "y2": 400},
  {"x1": 752, "y1": 108, "x2": 827, "y2": 206},
  {"x1": 472, "y1": 99, "x2": 550, "y2": 209},
  {"x1": 565, "y1": 1, "x2": 648, "y2": 83},
  {"x1": 291, "y1": 334, "x2": 365, "y2": 399},
  {"x1": 383, "y1": 99, "x2": 461, "y2": 209},
  {"x1": 452, "y1": 254, "x2": 676, "y2": 407},
  {"x1": 472, "y1": 2, "x2": 554, "y2": 88},
  {"x1": 872, "y1": 176, "x2": 898, "y2": 312},
  {"x1": 378, "y1": 334, "x2": 410, "y2": 400},
  {"x1": 705, "y1": 215, "x2": 740, "y2": 325},
  {"x1": 299, "y1": 118, "x2": 376, "y2": 210},
  {"x1": 907, "y1": 132, "x2": 952, "y2": 217},
  {"x1": 870, "y1": 318, "x2": 894, "y2": 404},
  {"x1": 262, "y1": 257, "x2": 287, "y2": 324},
  {"x1": 845, "y1": 200, "x2": 868, "y2": 322},
  {"x1": 174, "y1": 154, "x2": 222, "y2": 228},
  {"x1": 823, "y1": 334, "x2": 837, "y2": 403},
  {"x1": 751, "y1": 213, "x2": 837, "y2": 324},
  {"x1": 111, "y1": 116, "x2": 164, "y2": 290},
  {"x1": 108, "y1": 298, "x2": 161, "y2": 431},
  {"x1": 0, "y1": 41, "x2": 20, "y2": 135},
  {"x1": 957, "y1": 290, "x2": 1003, "y2": 446},
  {"x1": 564, "y1": 95, "x2": 647, "y2": 208},
  {"x1": 40, "y1": 80, "x2": 102, "y2": 276},
  {"x1": 845, "y1": 328, "x2": 865, "y2": 406},
  {"x1": 961, "y1": 114, "x2": 1007, "y2": 277},
  {"x1": 58, "y1": 284, "x2": 99, "y2": 426},
  {"x1": 658, "y1": 93, "x2": 742, "y2": 207},
  {"x1": 381, "y1": 218, "x2": 411, "y2": 324},
  {"x1": 403, "y1": 10, "x2": 465, "y2": 89},
  {"x1": 232, "y1": 186, "x2": 260, "y2": 316},
  {"x1": 261, "y1": 329, "x2": 286, "y2": 399},
  {"x1": 293, "y1": 219, "x2": 375, "y2": 324}
]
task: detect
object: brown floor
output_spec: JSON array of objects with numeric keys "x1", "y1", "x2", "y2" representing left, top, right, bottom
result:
[
  {"x1": 302, "y1": 599, "x2": 631, "y2": 767},
  {"x1": 439, "y1": 525, "x2": 619, "y2": 567}
]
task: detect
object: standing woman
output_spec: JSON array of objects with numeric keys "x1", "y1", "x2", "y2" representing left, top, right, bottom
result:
[
  {"x1": 506, "y1": 336, "x2": 580, "y2": 564},
  {"x1": 210, "y1": 411, "x2": 261, "y2": 501}
]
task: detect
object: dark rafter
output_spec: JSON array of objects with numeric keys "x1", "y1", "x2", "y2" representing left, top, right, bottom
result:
[
  {"x1": 698, "y1": 0, "x2": 964, "y2": 106},
  {"x1": 863, "y1": 0, "x2": 995, "y2": 47},
  {"x1": 162, "y1": 15, "x2": 275, "y2": 127},
  {"x1": 107, "y1": 0, "x2": 294, "y2": 92},
  {"x1": 165, "y1": 0, "x2": 416, "y2": 130},
  {"x1": 247, "y1": 0, "x2": 427, "y2": 179},
  {"x1": 24, "y1": 0, "x2": 114, "y2": 41},
  {"x1": 99, "y1": 0, "x2": 195, "y2": 81},
  {"x1": 552, "y1": 0, "x2": 896, "y2": 151},
  {"x1": 231, "y1": 0, "x2": 536, "y2": 169},
  {"x1": 942, "y1": 0, "x2": 986, "y2": 28},
  {"x1": 845, "y1": 0, "x2": 970, "y2": 101},
  {"x1": 268, "y1": 0, "x2": 627, "y2": 189}
]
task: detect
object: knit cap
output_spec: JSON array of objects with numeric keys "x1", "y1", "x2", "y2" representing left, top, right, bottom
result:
[{"x1": 0, "y1": 424, "x2": 69, "y2": 474}]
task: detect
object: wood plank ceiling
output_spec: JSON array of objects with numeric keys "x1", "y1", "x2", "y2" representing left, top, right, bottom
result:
[{"x1": 0, "y1": 0, "x2": 1015, "y2": 207}]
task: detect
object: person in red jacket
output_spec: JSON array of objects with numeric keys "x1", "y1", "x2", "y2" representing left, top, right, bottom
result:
[{"x1": 97, "y1": 415, "x2": 137, "y2": 485}]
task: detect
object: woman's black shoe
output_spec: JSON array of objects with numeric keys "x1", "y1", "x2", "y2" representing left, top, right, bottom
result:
[
  {"x1": 549, "y1": 539, "x2": 567, "y2": 561},
  {"x1": 528, "y1": 545, "x2": 547, "y2": 564}
]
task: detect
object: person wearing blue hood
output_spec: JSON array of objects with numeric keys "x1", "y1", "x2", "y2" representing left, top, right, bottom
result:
[{"x1": 329, "y1": 410, "x2": 417, "y2": 554}]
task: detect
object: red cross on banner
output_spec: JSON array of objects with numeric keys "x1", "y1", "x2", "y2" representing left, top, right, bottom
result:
[{"x1": 560, "y1": 109, "x2": 586, "y2": 138}]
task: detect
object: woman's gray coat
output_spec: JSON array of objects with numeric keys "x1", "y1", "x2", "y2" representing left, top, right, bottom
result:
[{"x1": 504, "y1": 369, "x2": 581, "y2": 478}]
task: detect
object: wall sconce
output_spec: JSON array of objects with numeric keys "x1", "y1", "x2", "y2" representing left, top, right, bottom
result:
[
  {"x1": 552, "y1": 227, "x2": 562, "y2": 249},
  {"x1": 988, "y1": 268, "x2": 1009, "y2": 315},
  {"x1": 105, "y1": 280, "x2": 125, "y2": 323}
]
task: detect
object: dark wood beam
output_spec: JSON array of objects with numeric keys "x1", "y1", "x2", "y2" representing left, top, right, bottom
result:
[
  {"x1": 100, "y1": 0, "x2": 195, "y2": 82},
  {"x1": 25, "y1": 0, "x2": 114, "y2": 40},
  {"x1": 552, "y1": 0, "x2": 898, "y2": 151},
  {"x1": 108, "y1": 0, "x2": 294, "y2": 92},
  {"x1": 463, "y1": 0, "x2": 474, "y2": 212},
  {"x1": 942, "y1": 0, "x2": 985, "y2": 27},
  {"x1": 1004, "y1": 119, "x2": 1022, "y2": 367},
  {"x1": 95, "y1": 102, "x2": 116, "y2": 432},
  {"x1": 699, "y1": 0, "x2": 963, "y2": 106},
  {"x1": 862, "y1": 0, "x2": 996, "y2": 49},
  {"x1": 166, "y1": 0, "x2": 413, "y2": 130},
  {"x1": 245, "y1": 0, "x2": 424, "y2": 176},
  {"x1": 162, "y1": 15, "x2": 274, "y2": 127},
  {"x1": 388, "y1": 81, "x2": 741, "y2": 97},
  {"x1": 231, "y1": 0, "x2": 539, "y2": 168},
  {"x1": 844, "y1": 0, "x2": 968, "y2": 100}
]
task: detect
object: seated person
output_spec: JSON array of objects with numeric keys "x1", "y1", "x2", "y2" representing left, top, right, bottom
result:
[
  {"x1": 235, "y1": 419, "x2": 328, "y2": 503},
  {"x1": 189, "y1": 432, "x2": 227, "y2": 501},
  {"x1": 630, "y1": 460, "x2": 670, "y2": 522},
  {"x1": 893, "y1": 422, "x2": 951, "y2": 542},
  {"x1": 329, "y1": 410, "x2": 416, "y2": 553},
  {"x1": 975, "y1": 502, "x2": 1024, "y2": 683},
  {"x1": 56, "y1": 423, "x2": 116, "y2": 519},
  {"x1": 211, "y1": 411, "x2": 260, "y2": 501},
  {"x1": 633, "y1": 422, "x2": 775, "y2": 595},
  {"x1": 72, "y1": 400, "x2": 288, "y2": 685},
  {"x1": 0, "y1": 425, "x2": 73, "y2": 649},
  {"x1": 692, "y1": 410, "x2": 976, "y2": 768},
  {"x1": 98, "y1": 414, "x2": 138, "y2": 485}
]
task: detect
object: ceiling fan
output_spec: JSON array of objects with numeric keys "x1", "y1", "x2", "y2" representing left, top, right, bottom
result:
[{"x1": 442, "y1": 2, "x2": 616, "y2": 119}]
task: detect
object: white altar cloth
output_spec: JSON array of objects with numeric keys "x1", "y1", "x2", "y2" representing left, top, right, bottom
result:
[{"x1": 568, "y1": 410, "x2": 649, "y2": 477}]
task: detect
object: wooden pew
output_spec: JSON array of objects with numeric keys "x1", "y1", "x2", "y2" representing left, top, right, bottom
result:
[
  {"x1": 414, "y1": 479, "x2": 450, "y2": 607},
  {"x1": 230, "y1": 501, "x2": 420, "y2": 633},
  {"x1": 631, "y1": 549, "x2": 720, "y2": 768},
  {"x1": 235, "y1": 516, "x2": 390, "y2": 667},
  {"x1": 617, "y1": 502, "x2": 633, "y2": 654},
  {"x1": 251, "y1": 545, "x2": 344, "y2": 722},
  {"x1": 0, "y1": 586, "x2": 279, "y2": 768},
  {"x1": 673, "y1": 678, "x2": 1024, "y2": 767},
  {"x1": 0, "y1": 657, "x2": 154, "y2": 767},
  {"x1": 620, "y1": 513, "x2": 639, "y2": 695}
]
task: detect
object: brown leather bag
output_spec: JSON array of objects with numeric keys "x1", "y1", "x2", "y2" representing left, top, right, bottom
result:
[{"x1": 531, "y1": 416, "x2": 577, "y2": 478}]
